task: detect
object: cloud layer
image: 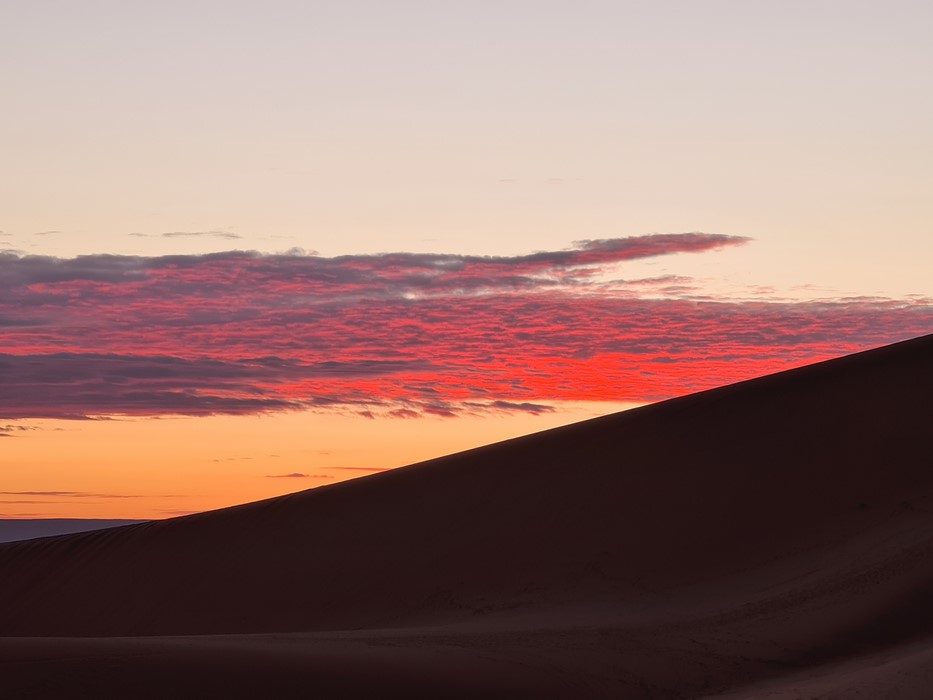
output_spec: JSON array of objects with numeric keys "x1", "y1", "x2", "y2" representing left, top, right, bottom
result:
[{"x1": 1, "y1": 234, "x2": 930, "y2": 420}]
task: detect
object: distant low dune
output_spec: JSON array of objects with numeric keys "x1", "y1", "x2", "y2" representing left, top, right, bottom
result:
[
  {"x1": 0, "y1": 519, "x2": 147, "y2": 544},
  {"x1": 1, "y1": 333, "x2": 932, "y2": 698}
]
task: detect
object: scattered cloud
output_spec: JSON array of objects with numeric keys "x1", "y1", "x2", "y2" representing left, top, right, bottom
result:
[
  {"x1": 33, "y1": 231, "x2": 61, "y2": 236},
  {"x1": 130, "y1": 231, "x2": 242, "y2": 240},
  {"x1": 0, "y1": 500, "x2": 78, "y2": 504},
  {"x1": 473, "y1": 401, "x2": 555, "y2": 415},
  {"x1": 0, "y1": 493, "x2": 180, "y2": 504},
  {"x1": 0, "y1": 354, "x2": 434, "y2": 419},
  {"x1": 0, "y1": 424, "x2": 37, "y2": 438},
  {"x1": 332, "y1": 467, "x2": 392, "y2": 473},
  {"x1": 265, "y1": 473, "x2": 312, "y2": 478},
  {"x1": 0, "y1": 235, "x2": 929, "y2": 420},
  {"x1": 0, "y1": 491, "x2": 145, "y2": 498}
]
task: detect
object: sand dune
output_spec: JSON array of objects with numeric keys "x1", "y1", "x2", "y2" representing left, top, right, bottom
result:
[
  {"x1": 1, "y1": 333, "x2": 932, "y2": 698},
  {"x1": 0, "y1": 519, "x2": 148, "y2": 544}
]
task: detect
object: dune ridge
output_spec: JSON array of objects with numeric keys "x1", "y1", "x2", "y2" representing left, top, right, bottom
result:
[
  {"x1": 0, "y1": 519, "x2": 148, "y2": 544},
  {"x1": 2, "y1": 333, "x2": 932, "y2": 698}
]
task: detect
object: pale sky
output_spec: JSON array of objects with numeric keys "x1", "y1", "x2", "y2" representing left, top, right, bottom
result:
[
  {"x1": 2, "y1": 1, "x2": 931, "y2": 518},
  {"x1": 4, "y1": 1, "x2": 932, "y2": 293}
]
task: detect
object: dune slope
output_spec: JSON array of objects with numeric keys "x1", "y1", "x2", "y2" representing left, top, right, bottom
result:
[
  {"x1": 0, "y1": 519, "x2": 148, "y2": 544},
  {"x1": 1, "y1": 333, "x2": 932, "y2": 698}
]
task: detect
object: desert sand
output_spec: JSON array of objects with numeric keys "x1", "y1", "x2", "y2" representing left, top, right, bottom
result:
[
  {"x1": 0, "y1": 520, "x2": 147, "y2": 545},
  {"x1": 1, "y1": 333, "x2": 932, "y2": 698}
]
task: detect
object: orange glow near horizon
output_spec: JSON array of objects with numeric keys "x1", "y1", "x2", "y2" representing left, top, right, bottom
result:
[{"x1": 0, "y1": 401, "x2": 639, "y2": 519}]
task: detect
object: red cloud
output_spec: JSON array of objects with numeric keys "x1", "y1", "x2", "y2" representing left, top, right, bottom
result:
[{"x1": 0, "y1": 235, "x2": 930, "y2": 420}]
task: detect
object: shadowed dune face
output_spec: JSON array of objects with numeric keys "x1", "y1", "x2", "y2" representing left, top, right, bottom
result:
[{"x1": 0, "y1": 334, "x2": 931, "y2": 641}]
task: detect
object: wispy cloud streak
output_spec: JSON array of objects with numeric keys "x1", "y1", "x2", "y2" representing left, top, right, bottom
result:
[
  {"x1": 130, "y1": 231, "x2": 242, "y2": 240},
  {"x1": 0, "y1": 491, "x2": 153, "y2": 498},
  {"x1": 0, "y1": 234, "x2": 930, "y2": 420},
  {"x1": 0, "y1": 425, "x2": 38, "y2": 437}
]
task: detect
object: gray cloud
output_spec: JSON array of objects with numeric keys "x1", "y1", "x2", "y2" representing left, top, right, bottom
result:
[
  {"x1": 331, "y1": 467, "x2": 391, "y2": 472},
  {"x1": 130, "y1": 231, "x2": 242, "y2": 240},
  {"x1": 0, "y1": 424, "x2": 39, "y2": 438},
  {"x1": 1, "y1": 233, "x2": 744, "y2": 293},
  {"x1": 0, "y1": 353, "x2": 437, "y2": 419}
]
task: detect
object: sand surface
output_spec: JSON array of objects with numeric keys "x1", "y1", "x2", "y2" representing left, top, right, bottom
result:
[
  {"x1": 0, "y1": 520, "x2": 148, "y2": 544},
  {"x1": 1, "y1": 334, "x2": 932, "y2": 698}
]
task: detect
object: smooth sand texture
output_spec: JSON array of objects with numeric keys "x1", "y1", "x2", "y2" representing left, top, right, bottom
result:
[
  {"x1": 0, "y1": 520, "x2": 148, "y2": 544},
  {"x1": 1, "y1": 333, "x2": 932, "y2": 698}
]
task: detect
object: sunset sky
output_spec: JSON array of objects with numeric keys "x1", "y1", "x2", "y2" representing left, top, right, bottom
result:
[{"x1": 2, "y1": 1, "x2": 932, "y2": 518}]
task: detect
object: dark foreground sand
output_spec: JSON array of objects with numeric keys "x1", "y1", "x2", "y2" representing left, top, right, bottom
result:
[{"x1": 1, "y1": 334, "x2": 932, "y2": 698}]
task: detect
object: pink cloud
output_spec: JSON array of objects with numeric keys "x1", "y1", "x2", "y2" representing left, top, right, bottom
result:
[{"x1": 0, "y1": 235, "x2": 930, "y2": 420}]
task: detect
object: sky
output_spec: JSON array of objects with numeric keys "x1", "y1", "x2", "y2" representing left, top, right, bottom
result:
[{"x1": 2, "y1": 1, "x2": 932, "y2": 519}]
